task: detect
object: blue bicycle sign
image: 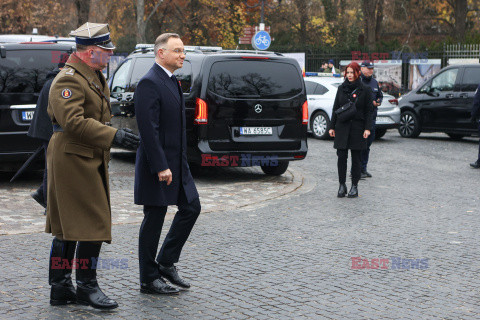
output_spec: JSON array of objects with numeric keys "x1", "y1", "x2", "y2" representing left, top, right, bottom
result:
[{"x1": 252, "y1": 31, "x2": 271, "y2": 50}]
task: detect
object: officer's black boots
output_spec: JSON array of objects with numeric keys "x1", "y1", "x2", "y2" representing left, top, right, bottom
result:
[
  {"x1": 337, "y1": 183, "x2": 347, "y2": 198},
  {"x1": 75, "y1": 241, "x2": 118, "y2": 310},
  {"x1": 49, "y1": 238, "x2": 77, "y2": 305},
  {"x1": 348, "y1": 185, "x2": 359, "y2": 198}
]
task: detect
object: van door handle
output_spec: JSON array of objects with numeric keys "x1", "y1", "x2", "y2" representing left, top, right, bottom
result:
[
  {"x1": 445, "y1": 93, "x2": 454, "y2": 99},
  {"x1": 459, "y1": 93, "x2": 468, "y2": 98}
]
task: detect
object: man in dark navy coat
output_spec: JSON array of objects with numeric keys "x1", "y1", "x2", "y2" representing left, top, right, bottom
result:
[
  {"x1": 134, "y1": 33, "x2": 200, "y2": 294},
  {"x1": 470, "y1": 83, "x2": 480, "y2": 168}
]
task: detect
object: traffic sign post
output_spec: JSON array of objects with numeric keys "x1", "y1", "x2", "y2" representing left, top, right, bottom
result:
[
  {"x1": 252, "y1": 30, "x2": 271, "y2": 51},
  {"x1": 239, "y1": 26, "x2": 270, "y2": 45}
]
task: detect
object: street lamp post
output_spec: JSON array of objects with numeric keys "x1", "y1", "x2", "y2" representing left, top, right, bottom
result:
[{"x1": 244, "y1": 0, "x2": 282, "y2": 25}]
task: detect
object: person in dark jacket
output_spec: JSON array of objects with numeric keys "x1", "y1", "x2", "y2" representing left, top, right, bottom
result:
[
  {"x1": 359, "y1": 61, "x2": 383, "y2": 178},
  {"x1": 28, "y1": 53, "x2": 69, "y2": 211},
  {"x1": 329, "y1": 62, "x2": 374, "y2": 198},
  {"x1": 470, "y1": 83, "x2": 480, "y2": 168}
]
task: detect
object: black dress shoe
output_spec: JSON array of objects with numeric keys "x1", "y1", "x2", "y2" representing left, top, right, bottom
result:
[
  {"x1": 470, "y1": 160, "x2": 480, "y2": 168},
  {"x1": 31, "y1": 189, "x2": 46, "y2": 208},
  {"x1": 140, "y1": 278, "x2": 180, "y2": 294},
  {"x1": 158, "y1": 264, "x2": 191, "y2": 288},
  {"x1": 337, "y1": 183, "x2": 347, "y2": 198},
  {"x1": 347, "y1": 185, "x2": 358, "y2": 198},
  {"x1": 362, "y1": 171, "x2": 372, "y2": 178}
]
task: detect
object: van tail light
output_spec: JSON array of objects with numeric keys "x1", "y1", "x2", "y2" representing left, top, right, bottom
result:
[
  {"x1": 195, "y1": 98, "x2": 208, "y2": 124},
  {"x1": 388, "y1": 99, "x2": 398, "y2": 106},
  {"x1": 302, "y1": 101, "x2": 308, "y2": 125}
]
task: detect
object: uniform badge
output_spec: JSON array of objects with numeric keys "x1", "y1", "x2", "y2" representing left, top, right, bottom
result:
[
  {"x1": 65, "y1": 68, "x2": 75, "y2": 76},
  {"x1": 61, "y1": 89, "x2": 72, "y2": 99}
]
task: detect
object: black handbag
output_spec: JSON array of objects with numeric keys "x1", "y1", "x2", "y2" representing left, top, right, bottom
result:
[{"x1": 335, "y1": 89, "x2": 358, "y2": 122}]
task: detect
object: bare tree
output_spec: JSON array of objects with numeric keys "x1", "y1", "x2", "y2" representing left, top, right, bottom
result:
[
  {"x1": 362, "y1": 0, "x2": 384, "y2": 50},
  {"x1": 136, "y1": 0, "x2": 164, "y2": 43},
  {"x1": 451, "y1": 0, "x2": 468, "y2": 41},
  {"x1": 74, "y1": 0, "x2": 91, "y2": 27},
  {"x1": 294, "y1": 0, "x2": 310, "y2": 45}
]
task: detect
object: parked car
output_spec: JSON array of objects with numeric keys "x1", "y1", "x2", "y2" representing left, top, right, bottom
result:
[
  {"x1": 0, "y1": 42, "x2": 75, "y2": 169},
  {"x1": 108, "y1": 45, "x2": 308, "y2": 175},
  {"x1": 398, "y1": 64, "x2": 480, "y2": 139},
  {"x1": 304, "y1": 75, "x2": 400, "y2": 140}
]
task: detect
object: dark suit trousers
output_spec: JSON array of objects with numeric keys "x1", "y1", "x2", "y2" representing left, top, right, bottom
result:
[{"x1": 138, "y1": 187, "x2": 201, "y2": 283}]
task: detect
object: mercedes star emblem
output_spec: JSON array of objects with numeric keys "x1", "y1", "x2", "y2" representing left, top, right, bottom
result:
[{"x1": 254, "y1": 104, "x2": 263, "y2": 113}]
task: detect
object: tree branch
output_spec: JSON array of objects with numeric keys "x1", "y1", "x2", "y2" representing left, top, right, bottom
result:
[{"x1": 145, "y1": 0, "x2": 164, "y2": 24}]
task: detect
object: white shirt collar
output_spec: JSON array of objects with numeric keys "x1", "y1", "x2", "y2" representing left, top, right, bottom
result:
[{"x1": 156, "y1": 62, "x2": 173, "y2": 78}]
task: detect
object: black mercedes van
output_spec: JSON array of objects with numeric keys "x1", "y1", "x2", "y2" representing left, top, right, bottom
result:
[{"x1": 109, "y1": 46, "x2": 308, "y2": 175}]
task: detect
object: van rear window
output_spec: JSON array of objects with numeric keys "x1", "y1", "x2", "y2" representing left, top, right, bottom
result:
[
  {"x1": 0, "y1": 49, "x2": 66, "y2": 93},
  {"x1": 208, "y1": 60, "x2": 302, "y2": 99}
]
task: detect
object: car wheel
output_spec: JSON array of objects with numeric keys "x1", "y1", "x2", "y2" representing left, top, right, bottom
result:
[
  {"x1": 374, "y1": 128, "x2": 387, "y2": 140},
  {"x1": 310, "y1": 111, "x2": 330, "y2": 140},
  {"x1": 398, "y1": 110, "x2": 421, "y2": 138},
  {"x1": 261, "y1": 160, "x2": 289, "y2": 176},
  {"x1": 447, "y1": 133, "x2": 466, "y2": 140}
]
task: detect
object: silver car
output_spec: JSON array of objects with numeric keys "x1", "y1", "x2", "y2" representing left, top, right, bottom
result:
[{"x1": 304, "y1": 76, "x2": 400, "y2": 139}]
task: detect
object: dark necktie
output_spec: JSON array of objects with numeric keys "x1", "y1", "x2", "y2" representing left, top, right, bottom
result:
[
  {"x1": 171, "y1": 75, "x2": 182, "y2": 97},
  {"x1": 171, "y1": 75, "x2": 178, "y2": 86}
]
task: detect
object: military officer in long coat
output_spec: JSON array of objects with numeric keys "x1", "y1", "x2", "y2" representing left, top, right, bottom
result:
[{"x1": 46, "y1": 23, "x2": 139, "y2": 309}]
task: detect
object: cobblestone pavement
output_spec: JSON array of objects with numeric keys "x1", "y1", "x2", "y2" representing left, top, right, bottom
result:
[{"x1": 1, "y1": 131, "x2": 480, "y2": 319}]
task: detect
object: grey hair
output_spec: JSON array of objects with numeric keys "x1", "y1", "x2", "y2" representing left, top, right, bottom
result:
[{"x1": 154, "y1": 33, "x2": 180, "y2": 56}]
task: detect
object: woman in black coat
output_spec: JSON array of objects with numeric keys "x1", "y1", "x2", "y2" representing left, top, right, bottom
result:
[{"x1": 329, "y1": 62, "x2": 373, "y2": 198}]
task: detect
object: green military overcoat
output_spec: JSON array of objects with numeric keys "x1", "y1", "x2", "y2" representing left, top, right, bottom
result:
[{"x1": 46, "y1": 53, "x2": 117, "y2": 242}]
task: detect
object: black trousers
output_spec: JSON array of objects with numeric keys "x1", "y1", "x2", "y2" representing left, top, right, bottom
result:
[
  {"x1": 477, "y1": 122, "x2": 480, "y2": 161},
  {"x1": 361, "y1": 120, "x2": 376, "y2": 172},
  {"x1": 138, "y1": 188, "x2": 201, "y2": 283},
  {"x1": 337, "y1": 149, "x2": 361, "y2": 185}
]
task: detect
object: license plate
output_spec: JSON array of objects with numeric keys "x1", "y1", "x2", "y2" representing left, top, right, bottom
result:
[
  {"x1": 240, "y1": 127, "x2": 273, "y2": 135},
  {"x1": 376, "y1": 116, "x2": 393, "y2": 123},
  {"x1": 22, "y1": 111, "x2": 35, "y2": 121}
]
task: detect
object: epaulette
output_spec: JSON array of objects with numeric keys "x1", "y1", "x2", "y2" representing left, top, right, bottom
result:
[{"x1": 65, "y1": 68, "x2": 75, "y2": 76}]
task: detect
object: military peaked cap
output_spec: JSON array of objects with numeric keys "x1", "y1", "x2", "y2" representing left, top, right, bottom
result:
[{"x1": 70, "y1": 22, "x2": 115, "y2": 50}]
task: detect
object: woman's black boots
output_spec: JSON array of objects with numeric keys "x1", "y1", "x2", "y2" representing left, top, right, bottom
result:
[
  {"x1": 75, "y1": 241, "x2": 118, "y2": 309},
  {"x1": 348, "y1": 185, "x2": 358, "y2": 198},
  {"x1": 337, "y1": 183, "x2": 347, "y2": 197},
  {"x1": 49, "y1": 238, "x2": 77, "y2": 305}
]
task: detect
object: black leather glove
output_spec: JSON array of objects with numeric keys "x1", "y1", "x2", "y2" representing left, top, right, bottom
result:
[{"x1": 113, "y1": 128, "x2": 140, "y2": 150}]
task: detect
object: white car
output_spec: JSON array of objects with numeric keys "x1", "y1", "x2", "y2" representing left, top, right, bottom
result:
[{"x1": 304, "y1": 75, "x2": 401, "y2": 139}]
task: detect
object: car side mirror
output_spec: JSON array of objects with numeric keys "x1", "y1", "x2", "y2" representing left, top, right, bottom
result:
[{"x1": 426, "y1": 91, "x2": 439, "y2": 97}]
